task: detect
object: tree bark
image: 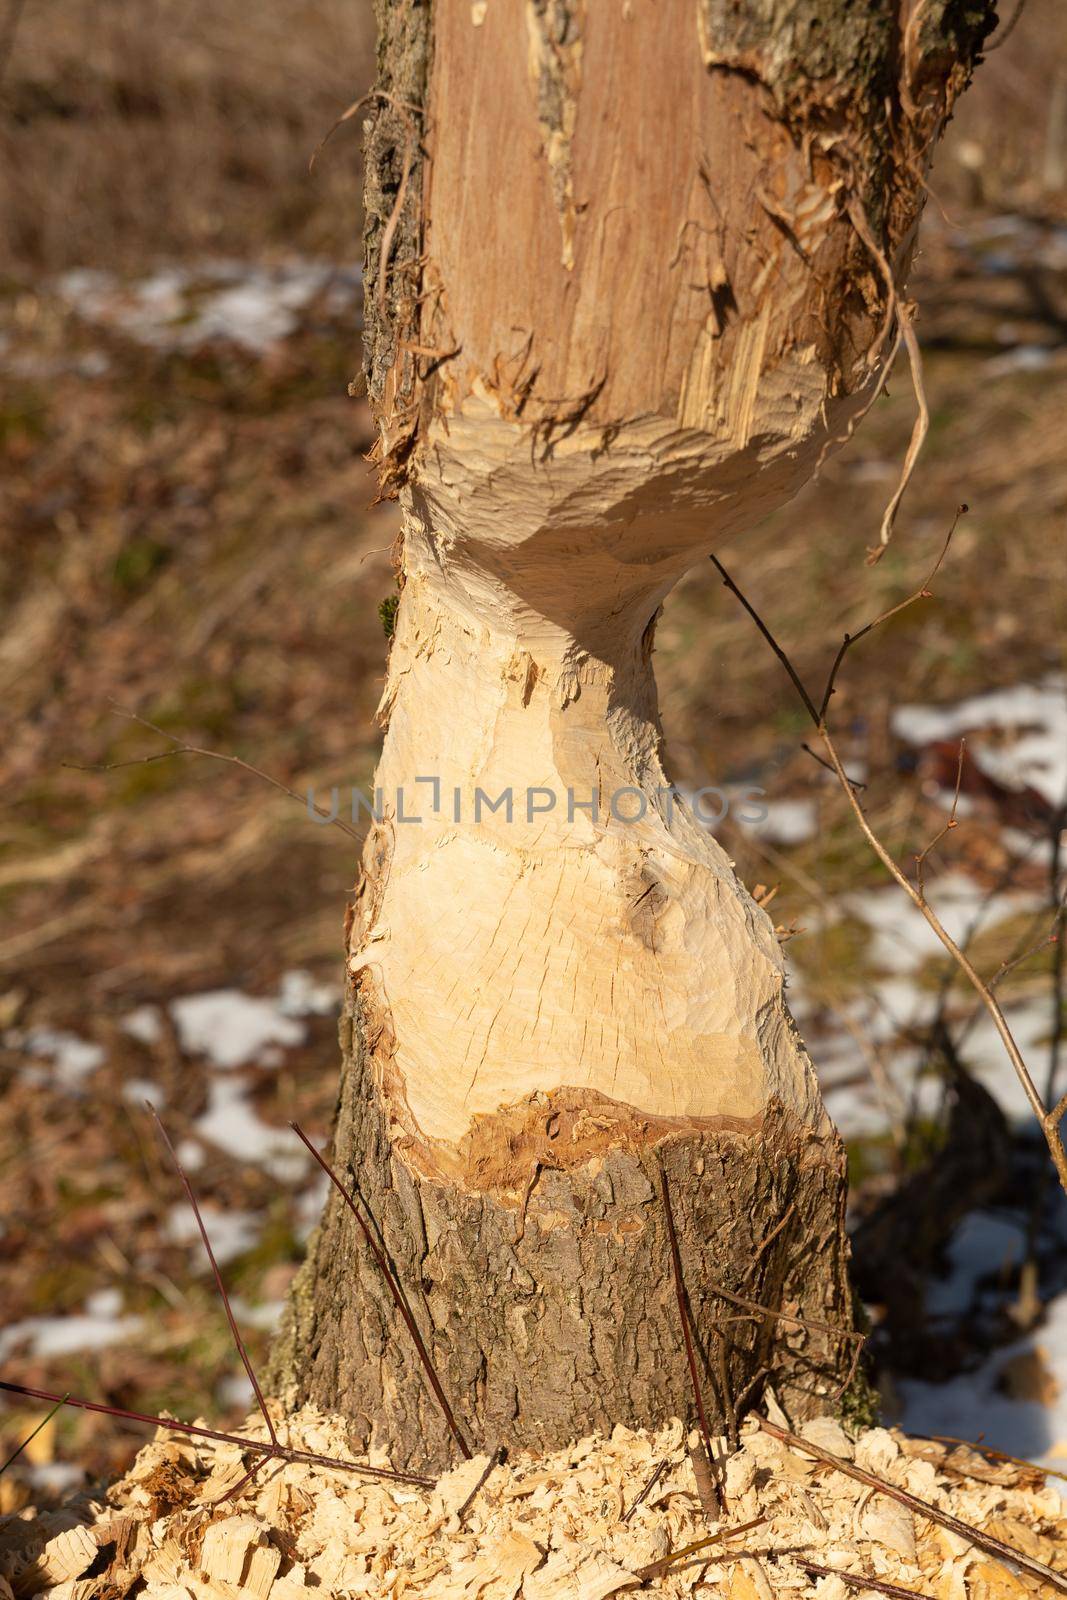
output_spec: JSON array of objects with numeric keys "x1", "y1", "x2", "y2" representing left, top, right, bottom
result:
[{"x1": 271, "y1": 0, "x2": 995, "y2": 1472}]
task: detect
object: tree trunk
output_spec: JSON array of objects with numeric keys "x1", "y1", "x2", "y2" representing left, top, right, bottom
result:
[{"x1": 271, "y1": 0, "x2": 995, "y2": 1472}]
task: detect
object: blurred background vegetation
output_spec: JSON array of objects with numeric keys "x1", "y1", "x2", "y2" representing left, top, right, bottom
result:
[{"x1": 0, "y1": 0, "x2": 1065, "y2": 1491}]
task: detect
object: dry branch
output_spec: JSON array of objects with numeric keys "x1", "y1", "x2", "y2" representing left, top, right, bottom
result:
[
  {"x1": 660, "y1": 1167, "x2": 727, "y2": 1511},
  {"x1": 147, "y1": 1104, "x2": 279, "y2": 1451},
  {"x1": 710, "y1": 540, "x2": 1067, "y2": 1197},
  {"x1": 795, "y1": 1557, "x2": 937, "y2": 1600},
  {"x1": 66, "y1": 705, "x2": 364, "y2": 842},
  {"x1": 634, "y1": 1513, "x2": 768, "y2": 1583},
  {"x1": 0, "y1": 1379, "x2": 432, "y2": 1487},
  {"x1": 0, "y1": 1391, "x2": 68, "y2": 1478}
]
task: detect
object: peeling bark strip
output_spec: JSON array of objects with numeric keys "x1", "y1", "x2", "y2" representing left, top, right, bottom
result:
[
  {"x1": 697, "y1": 0, "x2": 997, "y2": 239},
  {"x1": 276, "y1": 0, "x2": 995, "y2": 1467},
  {"x1": 361, "y1": 0, "x2": 431, "y2": 488},
  {"x1": 525, "y1": 0, "x2": 584, "y2": 269},
  {"x1": 271, "y1": 1000, "x2": 851, "y2": 1473}
]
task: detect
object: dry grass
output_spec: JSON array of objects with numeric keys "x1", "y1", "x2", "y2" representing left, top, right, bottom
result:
[{"x1": 0, "y1": 0, "x2": 374, "y2": 276}]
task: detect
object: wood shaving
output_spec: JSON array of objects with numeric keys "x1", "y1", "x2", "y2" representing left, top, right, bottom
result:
[{"x1": 2, "y1": 1413, "x2": 1065, "y2": 1599}]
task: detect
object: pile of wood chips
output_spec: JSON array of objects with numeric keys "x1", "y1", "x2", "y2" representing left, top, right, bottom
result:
[{"x1": 2, "y1": 1410, "x2": 1066, "y2": 1600}]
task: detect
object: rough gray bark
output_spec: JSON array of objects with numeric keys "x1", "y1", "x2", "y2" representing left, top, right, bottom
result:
[{"x1": 271, "y1": 998, "x2": 852, "y2": 1472}]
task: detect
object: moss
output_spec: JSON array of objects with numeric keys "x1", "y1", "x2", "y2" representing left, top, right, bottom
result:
[
  {"x1": 378, "y1": 591, "x2": 400, "y2": 639},
  {"x1": 837, "y1": 1353, "x2": 881, "y2": 1433},
  {"x1": 836, "y1": 1289, "x2": 881, "y2": 1433},
  {"x1": 112, "y1": 535, "x2": 170, "y2": 594}
]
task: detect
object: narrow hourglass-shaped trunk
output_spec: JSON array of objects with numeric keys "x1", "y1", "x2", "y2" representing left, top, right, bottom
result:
[{"x1": 271, "y1": 0, "x2": 996, "y2": 1470}]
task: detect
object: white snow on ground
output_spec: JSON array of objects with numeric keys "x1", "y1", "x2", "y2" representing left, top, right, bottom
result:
[
  {"x1": 985, "y1": 345, "x2": 1057, "y2": 377},
  {"x1": 0, "y1": 1290, "x2": 141, "y2": 1362},
  {"x1": 51, "y1": 259, "x2": 361, "y2": 355},
  {"x1": 842, "y1": 872, "x2": 1045, "y2": 978},
  {"x1": 15, "y1": 1028, "x2": 104, "y2": 1089},
  {"x1": 892, "y1": 677, "x2": 1067, "y2": 808},
  {"x1": 278, "y1": 969, "x2": 341, "y2": 1018},
  {"x1": 923, "y1": 1210, "x2": 1028, "y2": 1318},
  {"x1": 164, "y1": 1204, "x2": 262, "y2": 1267},
  {"x1": 793, "y1": 866, "x2": 1049, "y2": 1137},
  {"x1": 194, "y1": 1076, "x2": 309, "y2": 1184},
  {"x1": 170, "y1": 988, "x2": 304, "y2": 1069},
  {"x1": 900, "y1": 1289, "x2": 1067, "y2": 1472},
  {"x1": 175, "y1": 1137, "x2": 205, "y2": 1171},
  {"x1": 228, "y1": 1297, "x2": 286, "y2": 1332},
  {"x1": 215, "y1": 1373, "x2": 255, "y2": 1410},
  {"x1": 122, "y1": 1005, "x2": 163, "y2": 1045},
  {"x1": 121, "y1": 1076, "x2": 163, "y2": 1106},
  {"x1": 737, "y1": 797, "x2": 819, "y2": 846}
]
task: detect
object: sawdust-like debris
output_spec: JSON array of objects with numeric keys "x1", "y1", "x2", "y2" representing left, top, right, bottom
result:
[{"x1": 2, "y1": 1411, "x2": 1066, "y2": 1598}]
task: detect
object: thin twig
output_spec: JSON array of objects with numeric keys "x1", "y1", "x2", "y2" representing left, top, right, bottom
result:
[
  {"x1": 817, "y1": 509, "x2": 963, "y2": 722},
  {"x1": 928, "y1": 1432, "x2": 1067, "y2": 1485},
  {"x1": 65, "y1": 705, "x2": 362, "y2": 842},
  {"x1": 709, "y1": 557, "x2": 819, "y2": 724},
  {"x1": 376, "y1": 116, "x2": 418, "y2": 315},
  {"x1": 796, "y1": 1558, "x2": 937, "y2": 1600},
  {"x1": 146, "y1": 1104, "x2": 278, "y2": 1451},
  {"x1": 818, "y1": 731, "x2": 1067, "y2": 1187},
  {"x1": 0, "y1": 1391, "x2": 68, "y2": 1477},
  {"x1": 712, "y1": 552, "x2": 1067, "y2": 1197},
  {"x1": 635, "y1": 1514, "x2": 767, "y2": 1582},
  {"x1": 659, "y1": 1167, "x2": 727, "y2": 1512},
  {"x1": 800, "y1": 743, "x2": 867, "y2": 789},
  {"x1": 870, "y1": 306, "x2": 929, "y2": 563},
  {"x1": 758, "y1": 1418, "x2": 1067, "y2": 1594},
  {"x1": 991, "y1": 913, "x2": 1062, "y2": 994},
  {"x1": 986, "y1": 0, "x2": 1027, "y2": 50},
  {"x1": 914, "y1": 738, "x2": 965, "y2": 897},
  {"x1": 309, "y1": 87, "x2": 424, "y2": 173},
  {"x1": 844, "y1": 195, "x2": 930, "y2": 563},
  {"x1": 749, "y1": 1204, "x2": 798, "y2": 1267},
  {"x1": 0, "y1": 1381, "x2": 432, "y2": 1487},
  {"x1": 622, "y1": 1456, "x2": 669, "y2": 1523},
  {"x1": 455, "y1": 1446, "x2": 504, "y2": 1524},
  {"x1": 213, "y1": 1456, "x2": 267, "y2": 1507},
  {"x1": 705, "y1": 1280, "x2": 866, "y2": 1355},
  {"x1": 290, "y1": 1121, "x2": 472, "y2": 1459}
]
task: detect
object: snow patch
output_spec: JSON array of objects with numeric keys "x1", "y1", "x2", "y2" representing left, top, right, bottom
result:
[
  {"x1": 738, "y1": 798, "x2": 819, "y2": 846},
  {"x1": 165, "y1": 1203, "x2": 262, "y2": 1266},
  {"x1": 52, "y1": 259, "x2": 362, "y2": 355},
  {"x1": 195, "y1": 1076, "x2": 308, "y2": 1183},
  {"x1": 893, "y1": 678, "x2": 1067, "y2": 809},
  {"x1": 14, "y1": 1028, "x2": 105, "y2": 1090},
  {"x1": 170, "y1": 989, "x2": 304, "y2": 1069},
  {"x1": 0, "y1": 1301, "x2": 142, "y2": 1361},
  {"x1": 900, "y1": 1289, "x2": 1067, "y2": 1474}
]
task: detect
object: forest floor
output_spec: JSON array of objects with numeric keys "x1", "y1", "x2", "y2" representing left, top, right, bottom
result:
[{"x1": 2, "y1": 0, "x2": 1067, "y2": 1510}]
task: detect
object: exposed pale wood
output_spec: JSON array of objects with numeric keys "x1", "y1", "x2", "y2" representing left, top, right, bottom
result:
[{"x1": 276, "y1": 0, "x2": 997, "y2": 1464}]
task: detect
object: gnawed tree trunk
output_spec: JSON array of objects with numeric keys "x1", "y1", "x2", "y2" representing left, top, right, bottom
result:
[{"x1": 271, "y1": 0, "x2": 995, "y2": 1471}]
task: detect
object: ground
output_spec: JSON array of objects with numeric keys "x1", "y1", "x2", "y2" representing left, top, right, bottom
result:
[{"x1": 1, "y1": 0, "x2": 1066, "y2": 1504}]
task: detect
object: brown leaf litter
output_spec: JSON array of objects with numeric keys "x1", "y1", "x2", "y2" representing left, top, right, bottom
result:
[{"x1": 2, "y1": 1410, "x2": 1066, "y2": 1599}]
